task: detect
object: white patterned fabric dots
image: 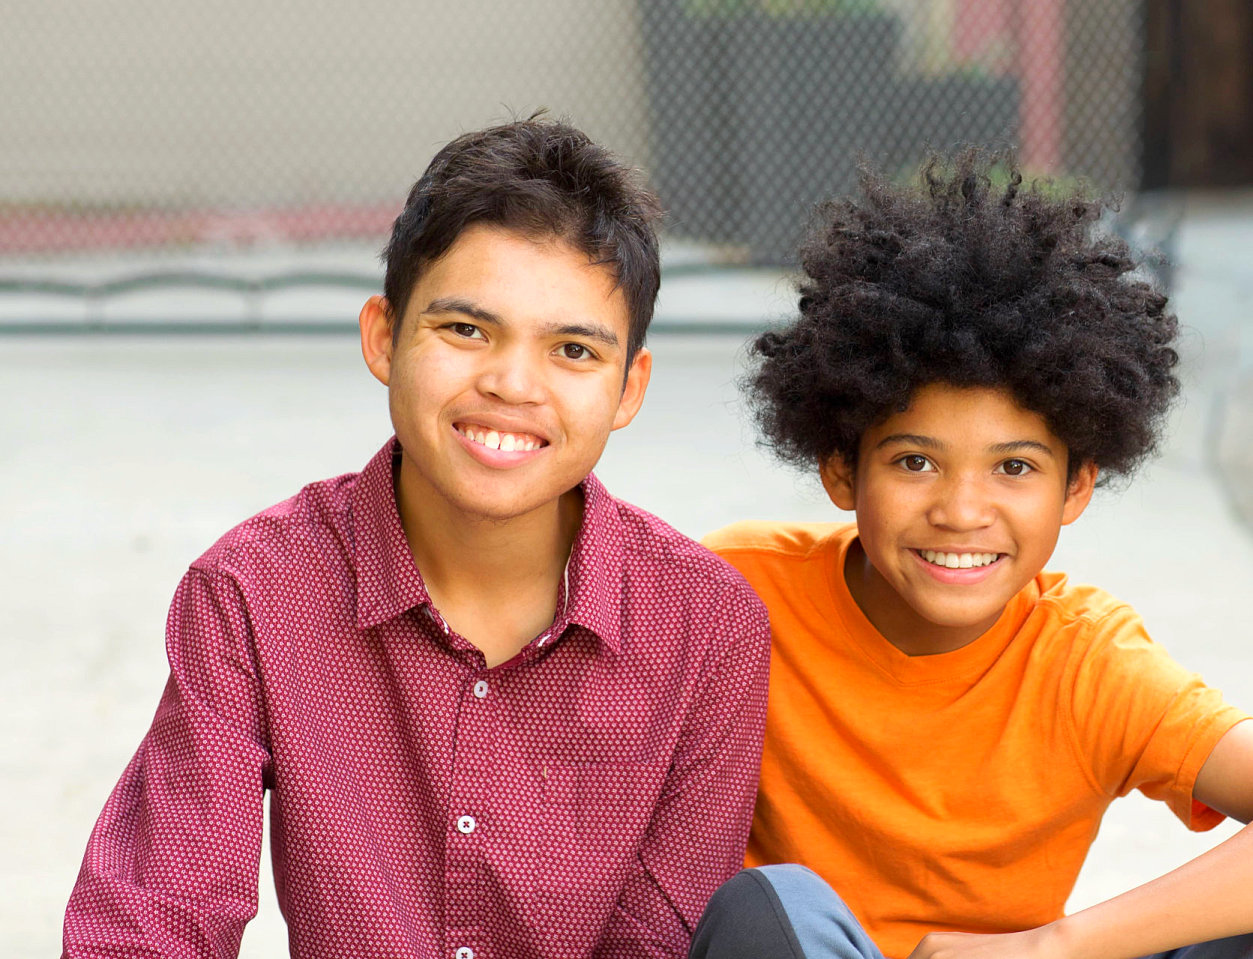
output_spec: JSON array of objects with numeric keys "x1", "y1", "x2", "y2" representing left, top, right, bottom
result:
[{"x1": 63, "y1": 438, "x2": 772, "y2": 959}]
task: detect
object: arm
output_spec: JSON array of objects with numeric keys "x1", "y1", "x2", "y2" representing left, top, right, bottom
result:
[
  {"x1": 907, "y1": 719, "x2": 1253, "y2": 959},
  {"x1": 62, "y1": 568, "x2": 271, "y2": 959},
  {"x1": 593, "y1": 594, "x2": 772, "y2": 958}
]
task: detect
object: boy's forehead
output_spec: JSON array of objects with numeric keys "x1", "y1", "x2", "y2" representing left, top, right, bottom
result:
[
  {"x1": 861, "y1": 384, "x2": 1065, "y2": 451},
  {"x1": 407, "y1": 224, "x2": 630, "y2": 338},
  {"x1": 417, "y1": 224, "x2": 608, "y2": 288}
]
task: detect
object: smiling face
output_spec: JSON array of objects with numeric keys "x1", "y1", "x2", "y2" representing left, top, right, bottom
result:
[
  {"x1": 821, "y1": 383, "x2": 1097, "y2": 656},
  {"x1": 359, "y1": 223, "x2": 650, "y2": 532}
]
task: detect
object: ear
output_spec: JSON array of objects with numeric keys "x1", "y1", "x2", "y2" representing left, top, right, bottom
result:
[
  {"x1": 611, "y1": 347, "x2": 652, "y2": 431},
  {"x1": 359, "y1": 295, "x2": 396, "y2": 386},
  {"x1": 1061, "y1": 460, "x2": 1098, "y2": 525},
  {"x1": 819, "y1": 454, "x2": 858, "y2": 512}
]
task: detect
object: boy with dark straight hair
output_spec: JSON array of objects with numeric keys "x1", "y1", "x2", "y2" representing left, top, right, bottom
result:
[
  {"x1": 62, "y1": 116, "x2": 771, "y2": 959},
  {"x1": 693, "y1": 152, "x2": 1253, "y2": 959}
]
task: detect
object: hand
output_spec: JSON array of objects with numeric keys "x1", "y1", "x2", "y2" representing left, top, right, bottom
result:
[{"x1": 907, "y1": 924, "x2": 1064, "y2": 959}]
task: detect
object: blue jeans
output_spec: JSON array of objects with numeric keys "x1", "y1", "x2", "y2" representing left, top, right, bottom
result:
[{"x1": 690, "y1": 865, "x2": 1253, "y2": 959}]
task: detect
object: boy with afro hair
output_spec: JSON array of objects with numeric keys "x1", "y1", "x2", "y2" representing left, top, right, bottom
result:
[{"x1": 691, "y1": 152, "x2": 1253, "y2": 959}]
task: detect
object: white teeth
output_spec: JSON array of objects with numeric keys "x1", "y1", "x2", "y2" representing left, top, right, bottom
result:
[
  {"x1": 458, "y1": 425, "x2": 543, "y2": 452},
  {"x1": 922, "y1": 550, "x2": 999, "y2": 569}
]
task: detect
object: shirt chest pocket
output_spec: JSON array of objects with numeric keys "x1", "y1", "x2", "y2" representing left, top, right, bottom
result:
[{"x1": 535, "y1": 758, "x2": 667, "y2": 902}]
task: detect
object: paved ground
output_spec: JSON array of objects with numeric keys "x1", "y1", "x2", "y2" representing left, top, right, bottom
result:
[{"x1": 2, "y1": 195, "x2": 1251, "y2": 956}]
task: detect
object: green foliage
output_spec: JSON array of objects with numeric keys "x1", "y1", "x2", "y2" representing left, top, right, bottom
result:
[{"x1": 897, "y1": 158, "x2": 1097, "y2": 202}]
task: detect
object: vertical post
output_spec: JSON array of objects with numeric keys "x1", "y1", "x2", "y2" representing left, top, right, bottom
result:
[
  {"x1": 1141, "y1": 0, "x2": 1253, "y2": 187},
  {"x1": 1014, "y1": 0, "x2": 1064, "y2": 173}
]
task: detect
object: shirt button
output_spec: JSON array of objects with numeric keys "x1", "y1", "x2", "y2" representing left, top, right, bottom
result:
[
  {"x1": 455, "y1": 948, "x2": 475, "y2": 959},
  {"x1": 473, "y1": 679, "x2": 489, "y2": 699},
  {"x1": 456, "y1": 814, "x2": 476, "y2": 834}
]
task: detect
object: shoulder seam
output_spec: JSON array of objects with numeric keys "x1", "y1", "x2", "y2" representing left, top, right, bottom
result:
[
  {"x1": 1055, "y1": 598, "x2": 1139, "y2": 800},
  {"x1": 196, "y1": 496, "x2": 351, "y2": 572}
]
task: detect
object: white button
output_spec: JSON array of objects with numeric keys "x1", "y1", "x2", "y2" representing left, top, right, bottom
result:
[
  {"x1": 456, "y1": 815, "x2": 476, "y2": 834},
  {"x1": 473, "y1": 680, "x2": 489, "y2": 699},
  {"x1": 455, "y1": 948, "x2": 474, "y2": 959}
]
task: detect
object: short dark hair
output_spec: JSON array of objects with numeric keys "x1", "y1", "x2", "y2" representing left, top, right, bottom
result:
[
  {"x1": 747, "y1": 149, "x2": 1180, "y2": 483},
  {"x1": 382, "y1": 115, "x2": 663, "y2": 364}
]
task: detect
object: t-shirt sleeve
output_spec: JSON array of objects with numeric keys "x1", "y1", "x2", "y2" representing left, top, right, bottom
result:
[{"x1": 1066, "y1": 602, "x2": 1250, "y2": 830}]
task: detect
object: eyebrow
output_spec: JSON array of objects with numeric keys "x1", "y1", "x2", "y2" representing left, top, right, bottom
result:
[
  {"x1": 422, "y1": 296, "x2": 621, "y2": 349},
  {"x1": 875, "y1": 434, "x2": 1057, "y2": 459},
  {"x1": 422, "y1": 297, "x2": 502, "y2": 326},
  {"x1": 986, "y1": 440, "x2": 1057, "y2": 459},
  {"x1": 875, "y1": 433, "x2": 944, "y2": 451},
  {"x1": 545, "y1": 322, "x2": 620, "y2": 349}
]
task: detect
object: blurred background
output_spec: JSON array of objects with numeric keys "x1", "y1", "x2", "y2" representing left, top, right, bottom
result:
[{"x1": 3, "y1": 0, "x2": 1252, "y2": 956}]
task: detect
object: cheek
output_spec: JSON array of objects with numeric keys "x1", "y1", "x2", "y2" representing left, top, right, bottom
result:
[
  {"x1": 386, "y1": 365, "x2": 421, "y2": 419},
  {"x1": 389, "y1": 353, "x2": 462, "y2": 412},
  {"x1": 1023, "y1": 516, "x2": 1064, "y2": 559},
  {"x1": 849, "y1": 508, "x2": 896, "y2": 564},
  {"x1": 855, "y1": 483, "x2": 915, "y2": 530},
  {"x1": 564, "y1": 379, "x2": 627, "y2": 432}
]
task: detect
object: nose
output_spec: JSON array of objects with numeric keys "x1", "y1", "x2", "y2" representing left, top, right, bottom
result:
[
  {"x1": 476, "y1": 345, "x2": 546, "y2": 405},
  {"x1": 927, "y1": 475, "x2": 995, "y2": 531}
]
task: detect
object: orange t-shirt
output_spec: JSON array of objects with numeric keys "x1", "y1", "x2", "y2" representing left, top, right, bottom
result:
[{"x1": 705, "y1": 521, "x2": 1249, "y2": 959}]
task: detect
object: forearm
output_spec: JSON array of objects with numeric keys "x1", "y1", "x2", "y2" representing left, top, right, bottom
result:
[
  {"x1": 593, "y1": 866, "x2": 691, "y2": 959},
  {"x1": 64, "y1": 569, "x2": 269, "y2": 957},
  {"x1": 63, "y1": 725, "x2": 266, "y2": 957},
  {"x1": 1051, "y1": 823, "x2": 1253, "y2": 959},
  {"x1": 595, "y1": 605, "x2": 771, "y2": 957}
]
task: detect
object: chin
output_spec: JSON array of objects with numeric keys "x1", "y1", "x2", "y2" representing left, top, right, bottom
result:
[
  {"x1": 924, "y1": 607, "x2": 1005, "y2": 633},
  {"x1": 457, "y1": 498, "x2": 537, "y2": 523}
]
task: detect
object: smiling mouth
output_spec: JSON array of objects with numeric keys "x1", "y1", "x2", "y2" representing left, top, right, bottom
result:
[
  {"x1": 917, "y1": 549, "x2": 1003, "y2": 570},
  {"x1": 454, "y1": 422, "x2": 547, "y2": 452}
]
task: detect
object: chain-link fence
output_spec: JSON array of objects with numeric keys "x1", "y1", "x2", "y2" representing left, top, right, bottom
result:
[{"x1": 1, "y1": 0, "x2": 1143, "y2": 318}]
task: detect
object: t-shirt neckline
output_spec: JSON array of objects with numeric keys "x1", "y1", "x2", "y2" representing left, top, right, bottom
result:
[{"x1": 822, "y1": 527, "x2": 1039, "y2": 686}]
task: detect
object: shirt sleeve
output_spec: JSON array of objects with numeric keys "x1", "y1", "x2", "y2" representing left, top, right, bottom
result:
[
  {"x1": 592, "y1": 587, "x2": 772, "y2": 958},
  {"x1": 1066, "y1": 602, "x2": 1250, "y2": 831},
  {"x1": 63, "y1": 566, "x2": 272, "y2": 959}
]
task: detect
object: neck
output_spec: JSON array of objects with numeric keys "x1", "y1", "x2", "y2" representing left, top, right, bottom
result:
[
  {"x1": 391, "y1": 458, "x2": 584, "y2": 667},
  {"x1": 397, "y1": 485, "x2": 582, "y2": 603}
]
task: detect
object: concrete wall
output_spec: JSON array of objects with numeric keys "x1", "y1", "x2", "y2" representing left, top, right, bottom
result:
[{"x1": 1, "y1": 0, "x2": 650, "y2": 209}]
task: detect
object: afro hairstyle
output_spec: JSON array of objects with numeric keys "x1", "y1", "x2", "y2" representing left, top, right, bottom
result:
[{"x1": 746, "y1": 149, "x2": 1180, "y2": 483}]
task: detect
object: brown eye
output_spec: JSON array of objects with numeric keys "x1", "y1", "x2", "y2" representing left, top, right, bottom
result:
[
  {"x1": 561, "y1": 343, "x2": 590, "y2": 360},
  {"x1": 902, "y1": 455, "x2": 930, "y2": 472},
  {"x1": 999, "y1": 459, "x2": 1031, "y2": 476}
]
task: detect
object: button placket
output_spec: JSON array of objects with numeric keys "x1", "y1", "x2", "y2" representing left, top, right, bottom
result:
[{"x1": 444, "y1": 669, "x2": 500, "y2": 950}]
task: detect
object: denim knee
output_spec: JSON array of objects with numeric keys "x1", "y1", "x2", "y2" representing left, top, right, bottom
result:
[{"x1": 690, "y1": 868, "x2": 806, "y2": 958}]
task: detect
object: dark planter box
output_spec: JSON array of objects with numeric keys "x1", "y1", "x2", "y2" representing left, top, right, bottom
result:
[
  {"x1": 640, "y1": 8, "x2": 738, "y2": 243},
  {"x1": 892, "y1": 73, "x2": 1021, "y2": 157},
  {"x1": 642, "y1": 7, "x2": 903, "y2": 264},
  {"x1": 725, "y1": 12, "x2": 902, "y2": 263}
]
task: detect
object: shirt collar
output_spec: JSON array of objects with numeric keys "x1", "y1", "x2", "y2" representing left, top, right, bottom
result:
[
  {"x1": 351, "y1": 438, "x2": 433, "y2": 630},
  {"x1": 351, "y1": 438, "x2": 625, "y2": 655},
  {"x1": 561, "y1": 471, "x2": 625, "y2": 656}
]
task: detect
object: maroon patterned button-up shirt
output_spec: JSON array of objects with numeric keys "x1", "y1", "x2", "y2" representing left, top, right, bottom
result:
[{"x1": 64, "y1": 439, "x2": 771, "y2": 959}]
